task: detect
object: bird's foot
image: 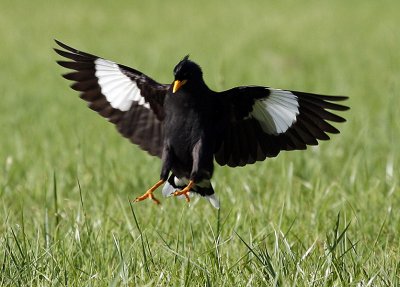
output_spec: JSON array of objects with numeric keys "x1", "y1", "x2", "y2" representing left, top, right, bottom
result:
[
  {"x1": 134, "y1": 192, "x2": 161, "y2": 205},
  {"x1": 173, "y1": 189, "x2": 191, "y2": 202},
  {"x1": 133, "y1": 179, "x2": 165, "y2": 205},
  {"x1": 173, "y1": 180, "x2": 195, "y2": 203}
]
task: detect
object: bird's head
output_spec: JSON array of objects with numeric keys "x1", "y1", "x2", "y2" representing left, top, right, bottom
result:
[{"x1": 172, "y1": 55, "x2": 204, "y2": 93}]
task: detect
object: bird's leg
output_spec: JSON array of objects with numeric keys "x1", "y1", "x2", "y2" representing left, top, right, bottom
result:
[
  {"x1": 173, "y1": 180, "x2": 195, "y2": 202},
  {"x1": 134, "y1": 180, "x2": 165, "y2": 205},
  {"x1": 135, "y1": 144, "x2": 171, "y2": 205}
]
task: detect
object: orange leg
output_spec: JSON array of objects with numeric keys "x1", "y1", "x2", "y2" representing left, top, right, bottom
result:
[
  {"x1": 133, "y1": 179, "x2": 165, "y2": 205},
  {"x1": 173, "y1": 180, "x2": 195, "y2": 203}
]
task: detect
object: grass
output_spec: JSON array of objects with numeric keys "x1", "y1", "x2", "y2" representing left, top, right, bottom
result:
[{"x1": 1, "y1": 0, "x2": 400, "y2": 285}]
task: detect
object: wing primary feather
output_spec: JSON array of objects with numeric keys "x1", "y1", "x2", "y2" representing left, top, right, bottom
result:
[
  {"x1": 57, "y1": 61, "x2": 94, "y2": 71},
  {"x1": 54, "y1": 48, "x2": 94, "y2": 62},
  {"x1": 297, "y1": 94, "x2": 349, "y2": 112},
  {"x1": 302, "y1": 111, "x2": 340, "y2": 134},
  {"x1": 300, "y1": 101, "x2": 347, "y2": 122},
  {"x1": 80, "y1": 87, "x2": 102, "y2": 101},
  {"x1": 283, "y1": 130, "x2": 307, "y2": 149},
  {"x1": 54, "y1": 40, "x2": 99, "y2": 58},
  {"x1": 299, "y1": 115, "x2": 331, "y2": 140},
  {"x1": 294, "y1": 122, "x2": 319, "y2": 145},
  {"x1": 71, "y1": 79, "x2": 98, "y2": 92},
  {"x1": 63, "y1": 70, "x2": 94, "y2": 81}
]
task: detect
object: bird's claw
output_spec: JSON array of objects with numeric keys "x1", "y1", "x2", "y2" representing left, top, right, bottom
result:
[
  {"x1": 133, "y1": 179, "x2": 165, "y2": 205},
  {"x1": 134, "y1": 193, "x2": 161, "y2": 205},
  {"x1": 173, "y1": 180, "x2": 194, "y2": 203},
  {"x1": 173, "y1": 189, "x2": 191, "y2": 202}
]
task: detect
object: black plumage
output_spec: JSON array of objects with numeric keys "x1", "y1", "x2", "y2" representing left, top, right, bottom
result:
[{"x1": 54, "y1": 40, "x2": 349, "y2": 208}]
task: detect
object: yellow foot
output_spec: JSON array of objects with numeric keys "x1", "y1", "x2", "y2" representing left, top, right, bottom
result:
[
  {"x1": 133, "y1": 179, "x2": 165, "y2": 205},
  {"x1": 173, "y1": 180, "x2": 195, "y2": 203}
]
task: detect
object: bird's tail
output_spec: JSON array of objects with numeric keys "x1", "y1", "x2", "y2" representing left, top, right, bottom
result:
[{"x1": 162, "y1": 174, "x2": 220, "y2": 209}]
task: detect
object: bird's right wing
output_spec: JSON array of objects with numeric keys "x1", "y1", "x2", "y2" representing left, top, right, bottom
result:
[
  {"x1": 54, "y1": 40, "x2": 170, "y2": 157},
  {"x1": 215, "y1": 86, "x2": 349, "y2": 167}
]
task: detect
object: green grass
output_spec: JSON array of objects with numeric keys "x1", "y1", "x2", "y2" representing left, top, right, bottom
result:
[{"x1": 1, "y1": 0, "x2": 400, "y2": 285}]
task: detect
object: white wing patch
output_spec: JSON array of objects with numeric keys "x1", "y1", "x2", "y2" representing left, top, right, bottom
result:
[
  {"x1": 94, "y1": 58, "x2": 150, "y2": 111},
  {"x1": 251, "y1": 89, "x2": 299, "y2": 134}
]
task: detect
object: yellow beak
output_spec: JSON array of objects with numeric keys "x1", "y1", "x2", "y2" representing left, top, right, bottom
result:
[{"x1": 172, "y1": 79, "x2": 187, "y2": 93}]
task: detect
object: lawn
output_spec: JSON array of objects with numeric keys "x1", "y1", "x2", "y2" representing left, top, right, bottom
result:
[{"x1": 1, "y1": 0, "x2": 399, "y2": 286}]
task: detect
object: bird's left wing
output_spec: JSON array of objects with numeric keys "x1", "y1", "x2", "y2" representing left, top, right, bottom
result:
[
  {"x1": 215, "y1": 86, "x2": 349, "y2": 167},
  {"x1": 54, "y1": 40, "x2": 170, "y2": 157}
]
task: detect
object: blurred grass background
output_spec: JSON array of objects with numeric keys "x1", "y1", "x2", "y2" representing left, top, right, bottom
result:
[{"x1": 1, "y1": 0, "x2": 399, "y2": 285}]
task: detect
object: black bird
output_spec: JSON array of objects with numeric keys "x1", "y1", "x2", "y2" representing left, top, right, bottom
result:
[{"x1": 54, "y1": 40, "x2": 349, "y2": 209}]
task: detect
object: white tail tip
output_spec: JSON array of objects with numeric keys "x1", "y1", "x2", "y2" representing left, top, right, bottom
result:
[{"x1": 206, "y1": 194, "x2": 220, "y2": 209}]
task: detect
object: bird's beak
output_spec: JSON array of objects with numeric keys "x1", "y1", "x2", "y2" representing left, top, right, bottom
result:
[{"x1": 172, "y1": 80, "x2": 187, "y2": 93}]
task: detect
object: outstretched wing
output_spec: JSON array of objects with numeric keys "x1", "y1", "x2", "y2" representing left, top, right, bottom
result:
[
  {"x1": 215, "y1": 86, "x2": 349, "y2": 167},
  {"x1": 54, "y1": 40, "x2": 170, "y2": 157}
]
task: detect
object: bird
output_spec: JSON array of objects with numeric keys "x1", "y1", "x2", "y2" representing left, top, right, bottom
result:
[{"x1": 54, "y1": 40, "x2": 349, "y2": 209}]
